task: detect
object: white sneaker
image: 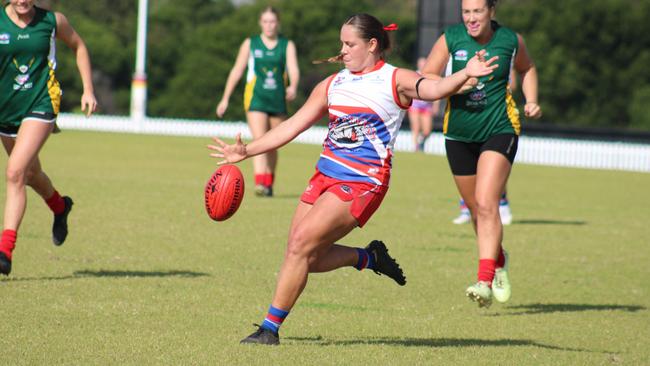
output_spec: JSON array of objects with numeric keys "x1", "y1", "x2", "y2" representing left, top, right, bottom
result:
[
  {"x1": 499, "y1": 204, "x2": 512, "y2": 225},
  {"x1": 452, "y1": 211, "x2": 471, "y2": 225}
]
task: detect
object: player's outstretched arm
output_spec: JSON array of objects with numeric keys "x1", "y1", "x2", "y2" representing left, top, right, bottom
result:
[
  {"x1": 208, "y1": 78, "x2": 329, "y2": 165},
  {"x1": 399, "y1": 50, "x2": 498, "y2": 101}
]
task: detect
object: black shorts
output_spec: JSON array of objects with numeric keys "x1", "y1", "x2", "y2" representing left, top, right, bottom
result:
[
  {"x1": 445, "y1": 134, "x2": 518, "y2": 176},
  {"x1": 0, "y1": 111, "x2": 57, "y2": 137}
]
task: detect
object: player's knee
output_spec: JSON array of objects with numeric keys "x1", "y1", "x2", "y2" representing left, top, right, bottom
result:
[
  {"x1": 286, "y1": 228, "x2": 314, "y2": 259},
  {"x1": 5, "y1": 165, "x2": 26, "y2": 186},
  {"x1": 475, "y1": 199, "x2": 498, "y2": 218}
]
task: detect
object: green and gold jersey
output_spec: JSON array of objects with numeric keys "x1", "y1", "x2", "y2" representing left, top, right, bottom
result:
[
  {"x1": 443, "y1": 21, "x2": 520, "y2": 142},
  {"x1": 244, "y1": 35, "x2": 288, "y2": 115},
  {"x1": 0, "y1": 6, "x2": 60, "y2": 127}
]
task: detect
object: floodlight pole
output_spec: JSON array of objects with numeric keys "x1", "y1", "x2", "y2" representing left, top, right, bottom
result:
[{"x1": 130, "y1": 0, "x2": 148, "y2": 123}]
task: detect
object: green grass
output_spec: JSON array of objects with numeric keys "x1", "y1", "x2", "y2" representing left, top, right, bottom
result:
[{"x1": 1, "y1": 130, "x2": 649, "y2": 365}]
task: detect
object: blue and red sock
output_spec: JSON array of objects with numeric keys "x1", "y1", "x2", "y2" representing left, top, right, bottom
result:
[
  {"x1": 354, "y1": 248, "x2": 375, "y2": 271},
  {"x1": 261, "y1": 305, "x2": 289, "y2": 334}
]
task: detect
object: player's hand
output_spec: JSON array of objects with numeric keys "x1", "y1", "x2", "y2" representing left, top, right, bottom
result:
[
  {"x1": 465, "y1": 50, "x2": 499, "y2": 78},
  {"x1": 286, "y1": 85, "x2": 297, "y2": 101},
  {"x1": 216, "y1": 100, "x2": 228, "y2": 118},
  {"x1": 208, "y1": 133, "x2": 247, "y2": 165},
  {"x1": 524, "y1": 102, "x2": 542, "y2": 119},
  {"x1": 81, "y1": 92, "x2": 97, "y2": 117}
]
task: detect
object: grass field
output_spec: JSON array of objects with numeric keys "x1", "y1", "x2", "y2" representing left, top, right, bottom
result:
[{"x1": 0, "y1": 130, "x2": 649, "y2": 365}]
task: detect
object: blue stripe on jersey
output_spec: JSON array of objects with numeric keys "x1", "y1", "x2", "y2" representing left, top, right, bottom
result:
[{"x1": 316, "y1": 158, "x2": 378, "y2": 184}]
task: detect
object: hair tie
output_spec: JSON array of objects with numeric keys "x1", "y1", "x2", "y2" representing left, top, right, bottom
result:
[{"x1": 383, "y1": 23, "x2": 399, "y2": 31}]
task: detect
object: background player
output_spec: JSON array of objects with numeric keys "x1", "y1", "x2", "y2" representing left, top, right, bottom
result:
[
  {"x1": 216, "y1": 6, "x2": 300, "y2": 197},
  {"x1": 0, "y1": 0, "x2": 97, "y2": 275},
  {"x1": 423, "y1": 0, "x2": 541, "y2": 307}
]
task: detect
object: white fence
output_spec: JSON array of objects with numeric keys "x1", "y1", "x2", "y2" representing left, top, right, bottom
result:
[{"x1": 57, "y1": 114, "x2": 650, "y2": 173}]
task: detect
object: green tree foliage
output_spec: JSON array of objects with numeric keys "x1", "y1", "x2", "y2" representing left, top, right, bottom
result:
[
  {"x1": 498, "y1": 0, "x2": 650, "y2": 129},
  {"x1": 150, "y1": 0, "x2": 416, "y2": 120},
  {"x1": 39, "y1": 0, "x2": 648, "y2": 130},
  {"x1": 44, "y1": 0, "x2": 415, "y2": 119}
]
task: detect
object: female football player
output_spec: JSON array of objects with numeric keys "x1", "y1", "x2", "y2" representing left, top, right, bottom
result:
[
  {"x1": 0, "y1": 0, "x2": 97, "y2": 276},
  {"x1": 209, "y1": 13, "x2": 497, "y2": 344},
  {"x1": 423, "y1": 0, "x2": 541, "y2": 307},
  {"x1": 216, "y1": 6, "x2": 300, "y2": 197}
]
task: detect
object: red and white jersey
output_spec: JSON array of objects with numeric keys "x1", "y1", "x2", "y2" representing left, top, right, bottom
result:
[{"x1": 316, "y1": 61, "x2": 410, "y2": 186}]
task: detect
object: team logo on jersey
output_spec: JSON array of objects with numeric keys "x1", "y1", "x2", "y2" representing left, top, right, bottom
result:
[
  {"x1": 329, "y1": 116, "x2": 365, "y2": 149},
  {"x1": 12, "y1": 58, "x2": 34, "y2": 91},
  {"x1": 0, "y1": 33, "x2": 9, "y2": 45},
  {"x1": 14, "y1": 73, "x2": 32, "y2": 90},
  {"x1": 254, "y1": 49, "x2": 263, "y2": 58},
  {"x1": 454, "y1": 50, "x2": 468, "y2": 61},
  {"x1": 262, "y1": 68, "x2": 278, "y2": 90}
]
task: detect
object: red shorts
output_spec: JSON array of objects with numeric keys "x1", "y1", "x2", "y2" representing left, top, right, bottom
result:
[{"x1": 300, "y1": 171, "x2": 388, "y2": 227}]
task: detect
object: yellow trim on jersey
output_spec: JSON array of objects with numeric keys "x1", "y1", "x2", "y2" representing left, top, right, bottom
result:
[
  {"x1": 47, "y1": 62, "x2": 61, "y2": 114},
  {"x1": 443, "y1": 96, "x2": 451, "y2": 134},
  {"x1": 243, "y1": 77, "x2": 256, "y2": 112},
  {"x1": 505, "y1": 88, "x2": 520, "y2": 135}
]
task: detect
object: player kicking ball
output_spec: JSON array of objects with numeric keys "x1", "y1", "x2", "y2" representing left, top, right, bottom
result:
[{"x1": 209, "y1": 13, "x2": 497, "y2": 344}]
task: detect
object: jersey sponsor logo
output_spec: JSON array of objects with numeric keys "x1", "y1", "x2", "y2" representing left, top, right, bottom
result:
[
  {"x1": 266, "y1": 51, "x2": 275, "y2": 56},
  {"x1": 340, "y1": 185, "x2": 352, "y2": 194},
  {"x1": 254, "y1": 49, "x2": 263, "y2": 58},
  {"x1": 369, "y1": 75, "x2": 385, "y2": 84},
  {"x1": 466, "y1": 90, "x2": 488, "y2": 108},
  {"x1": 332, "y1": 75, "x2": 345, "y2": 86},
  {"x1": 17, "y1": 33, "x2": 30, "y2": 40},
  {"x1": 0, "y1": 33, "x2": 10, "y2": 45},
  {"x1": 469, "y1": 90, "x2": 486, "y2": 101},
  {"x1": 454, "y1": 49, "x2": 468, "y2": 61}
]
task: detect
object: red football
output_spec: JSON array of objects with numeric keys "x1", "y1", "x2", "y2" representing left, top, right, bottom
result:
[{"x1": 204, "y1": 165, "x2": 245, "y2": 221}]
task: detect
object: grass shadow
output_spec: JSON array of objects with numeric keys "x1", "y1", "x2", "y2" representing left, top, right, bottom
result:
[
  {"x1": 1, "y1": 269, "x2": 210, "y2": 282},
  {"x1": 513, "y1": 219, "x2": 587, "y2": 225},
  {"x1": 286, "y1": 336, "x2": 600, "y2": 352},
  {"x1": 494, "y1": 303, "x2": 646, "y2": 316}
]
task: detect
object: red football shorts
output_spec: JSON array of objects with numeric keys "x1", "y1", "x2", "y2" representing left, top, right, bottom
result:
[{"x1": 300, "y1": 171, "x2": 388, "y2": 227}]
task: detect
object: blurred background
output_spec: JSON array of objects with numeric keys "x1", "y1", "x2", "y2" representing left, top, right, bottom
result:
[{"x1": 39, "y1": 0, "x2": 650, "y2": 134}]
